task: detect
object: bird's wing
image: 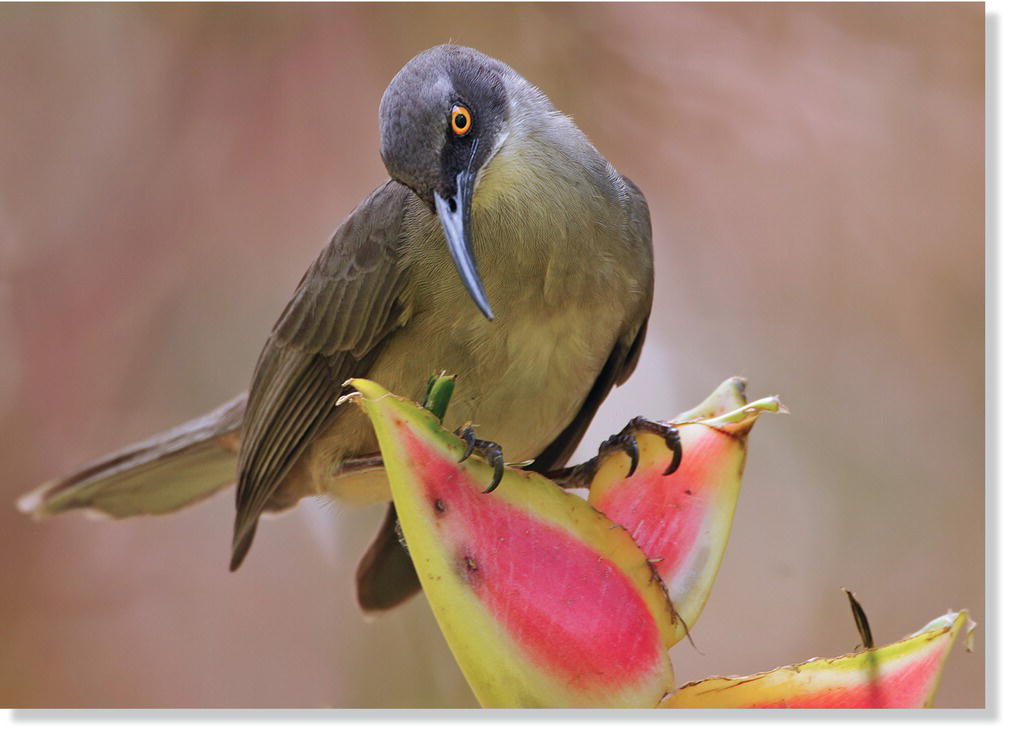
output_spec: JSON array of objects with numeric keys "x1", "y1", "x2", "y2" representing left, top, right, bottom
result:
[
  {"x1": 613, "y1": 176, "x2": 654, "y2": 384},
  {"x1": 231, "y1": 180, "x2": 413, "y2": 569},
  {"x1": 530, "y1": 175, "x2": 654, "y2": 472}
]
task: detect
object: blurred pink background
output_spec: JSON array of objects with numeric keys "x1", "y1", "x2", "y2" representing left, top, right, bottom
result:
[{"x1": 1, "y1": 3, "x2": 983, "y2": 708}]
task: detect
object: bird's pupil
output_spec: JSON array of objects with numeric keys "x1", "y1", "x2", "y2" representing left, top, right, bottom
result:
[{"x1": 455, "y1": 114, "x2": 467, "y2": 129}]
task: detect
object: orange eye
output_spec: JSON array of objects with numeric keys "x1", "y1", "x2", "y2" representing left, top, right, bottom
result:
[{"x1": 450, "y1": 104, "x2": 472, "y2": 136}]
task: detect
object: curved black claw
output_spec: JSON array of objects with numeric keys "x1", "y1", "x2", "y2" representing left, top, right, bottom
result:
[
  {"x1": 599, "y1": 430, "x2": 640, "y2": 478},
  {"x1": 627, "y1": 416, "x2": 682, "y2": 475},
  {"x1": 664, "y1": 435, "x2": 682, "y2": 475},
  {"x1": 476, "y1": 439, "x2": 505, "y2": 493},
  {"x1": 455, "y1": 426, "x2": 504, "y2": 493}
]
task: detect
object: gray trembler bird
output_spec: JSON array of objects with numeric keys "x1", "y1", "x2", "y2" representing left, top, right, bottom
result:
[{"x1": 19, "y1": 44, "x2": 681, "y2": 612}]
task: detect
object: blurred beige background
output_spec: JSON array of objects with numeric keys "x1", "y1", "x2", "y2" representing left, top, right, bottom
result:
[{"x1": 0, "y1": 2, "x2": 983, "y2": 708}]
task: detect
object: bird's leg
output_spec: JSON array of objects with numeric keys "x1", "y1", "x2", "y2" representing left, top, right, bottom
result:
[
  {"x1": 544, "y1": 417, "x2": 682, "y2": 489},
  {"x1": 454, "y1": 425, "x2": 505, "y2": 493}
]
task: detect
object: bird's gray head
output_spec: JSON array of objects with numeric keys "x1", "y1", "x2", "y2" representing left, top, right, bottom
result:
[{"x1": 379, "y1": 45, "x2": 514, "y2": 320}]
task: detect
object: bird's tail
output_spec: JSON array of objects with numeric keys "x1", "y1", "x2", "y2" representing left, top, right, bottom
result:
[
  {"x1": 355, "y1": 502, "x2": 422, "y2": 613},
  {"x1": 17, "y1": 394, "x2": 247, "y2": 521}
]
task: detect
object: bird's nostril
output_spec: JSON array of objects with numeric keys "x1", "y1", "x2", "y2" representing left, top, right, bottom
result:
[{"x1": 448, "y1": 197, "x2": 457, "y2": 214}]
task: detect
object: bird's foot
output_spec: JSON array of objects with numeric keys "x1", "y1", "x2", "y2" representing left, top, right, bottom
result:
[
  {"x1": 621, "y1": 416, "x2": 683, "y2": 476},
  {"x1": 545, "y1": 417, "x2": 682, "y2": 489},
  {"x1": 455, "y1": 425, "x2": 505, "y2": 493}
]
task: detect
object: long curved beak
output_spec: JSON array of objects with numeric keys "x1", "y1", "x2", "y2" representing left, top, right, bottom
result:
[{"x1": 434, "y1": 171, "x2": 494, "y2": 321}]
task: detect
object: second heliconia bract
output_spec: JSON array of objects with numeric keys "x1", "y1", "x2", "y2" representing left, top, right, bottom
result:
[{"x1": 589, "y1": 377, "x2": 786, "y2": 645}]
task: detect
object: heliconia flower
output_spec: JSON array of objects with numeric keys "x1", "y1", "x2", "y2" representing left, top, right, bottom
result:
[
  {"x1": 588, "y1": 378, "x2": 785, "y2": 645},
  {"x1": 348, "y1": 377, "x2": 972, "y2": 709},
  {"x1": 660, "y1": 611, "x2": 973, "y2": 709},
  {"x1": 349, "y1": 378, "x2": 680, "y2": 708}
]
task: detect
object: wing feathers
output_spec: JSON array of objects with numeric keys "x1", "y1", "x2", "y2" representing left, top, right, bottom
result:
[{"x1": 231, "y1": 181, "x2": 413, "y2": 570}]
